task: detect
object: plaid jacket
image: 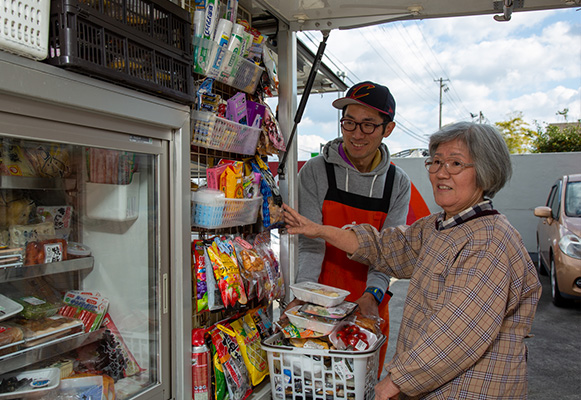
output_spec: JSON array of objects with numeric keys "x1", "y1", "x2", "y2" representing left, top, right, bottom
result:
[{"x1": 350, "y1": 211, "x2": 542, "y2": 399}]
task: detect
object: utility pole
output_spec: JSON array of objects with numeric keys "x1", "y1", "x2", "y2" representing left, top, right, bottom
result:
[
  {"x1": 336, "y1": 71, "x2": 346, "y2": 137},
  {"x1": 434, "y1": 78, "x2": 449, "y2": 129}
]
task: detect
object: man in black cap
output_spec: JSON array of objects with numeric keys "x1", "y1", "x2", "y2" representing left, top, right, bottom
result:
[{"x1": 286, "y1": 81, "x2": 412, "y2": 374}]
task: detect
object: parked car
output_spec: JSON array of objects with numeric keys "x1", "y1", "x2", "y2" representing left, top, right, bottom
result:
[{"x1": 534, "y1": 174, "x2": 581, "y2": 306}]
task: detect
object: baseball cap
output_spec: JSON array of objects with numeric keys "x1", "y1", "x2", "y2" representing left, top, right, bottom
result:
[{"x1": 332, "y1": 81, "x2": 396, "y2": 120}]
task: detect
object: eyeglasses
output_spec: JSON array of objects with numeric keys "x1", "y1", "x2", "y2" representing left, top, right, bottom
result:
[
  {"x1": 340, "y1": 118, "x2": 387, "y2": 134},
  {"x1": 425, "y1": 158, "x2": 475, "y2": 175}
]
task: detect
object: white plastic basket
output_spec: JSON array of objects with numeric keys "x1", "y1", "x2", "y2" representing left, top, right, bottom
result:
[
  {"x1": 192, "y1": 110, "x2": 261, "y2": 155},
  {"x1": 262, "y1": 332, "x2": 385, "y2": 400},
  {"x1": 0, "y1": 0, "x2": 50, "y2": 60},
  {"x1": 192, "y1": 196, "x2": 262, "y2": 229}
]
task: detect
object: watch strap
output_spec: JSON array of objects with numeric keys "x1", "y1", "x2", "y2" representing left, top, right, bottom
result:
[{"x1": 364, "y1": 287, "x2": 384, "y2": 305}]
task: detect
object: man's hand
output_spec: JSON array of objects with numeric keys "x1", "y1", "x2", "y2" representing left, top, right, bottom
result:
[
  {"x1": 279, "y1": 297, "x2": 306, "y2": 323},
  {"x1": 355, "y1": 292, "x2": 380, "y2": 318},
  {"x1": 375, "y1": 374, "x2": 401, "y2": 400}
]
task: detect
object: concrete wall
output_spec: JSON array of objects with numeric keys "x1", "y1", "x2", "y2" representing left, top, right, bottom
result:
[{"x1": 392, "y1": 152, "x2": 581, "y2": 252}]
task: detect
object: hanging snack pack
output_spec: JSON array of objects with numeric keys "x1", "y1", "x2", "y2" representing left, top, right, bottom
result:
[
  {"x1": 210, "y1": 324, "x2": 252, "y2": 400},
  {"x1": 206, "y1": 239, "x2": 247, "y2": 308},
  {"x1": 232, "y1": 236, "x2": 267, "y2": 301},
  {"x1": 250, "y1": 156, "x2": 283, "y2": 229},
  {"x1": 192, "y1": 240, "x2": 209, "y2": 312},
  {"x1": 230, "y1": 314, "x2": 268, "y2": 386}
]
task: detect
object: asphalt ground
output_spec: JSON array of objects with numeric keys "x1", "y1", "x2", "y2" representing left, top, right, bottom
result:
[{"x1": 383, "y1": 258, "x2": 581, "y2": 399}]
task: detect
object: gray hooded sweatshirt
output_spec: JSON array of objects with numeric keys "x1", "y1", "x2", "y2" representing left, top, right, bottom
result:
[{"x1": 296, "y1": 137, "x2": 411, "y2": 294}]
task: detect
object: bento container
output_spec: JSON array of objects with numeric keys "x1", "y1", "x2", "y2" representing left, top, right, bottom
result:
[
  {"x1": 289, "y1": 282, "x2": 350, "y2": 307},
  {"x1": 284, "y1": 306, "x2": 338, "y2": 335}
]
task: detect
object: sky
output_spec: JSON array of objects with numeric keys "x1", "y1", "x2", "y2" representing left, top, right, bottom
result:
[{"x1": 267, "y1": 8, "x2": 580, "y2": 160}]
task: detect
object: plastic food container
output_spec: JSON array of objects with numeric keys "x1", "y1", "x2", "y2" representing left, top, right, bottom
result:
[
  {"x1": 284, "y1": 306, "x2": 338, "y2": 335},
  {"x1": 290, "y1": 282, "x2": 350, "y2": 307},
  {"x1": 0, "y1": 367, "x2": 60, "y2": 399},
  {"x1": 0, "y1": 295, "x2": 24, "y2": 322},
  {"x1": 66, "y1": 242, "x2": 92, "y2": 259},
  {"x1": 328, "y1": 321, "x2": 379, "y2": 352}
]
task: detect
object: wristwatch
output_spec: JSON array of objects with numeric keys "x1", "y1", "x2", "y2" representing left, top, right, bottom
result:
[{"x1": 364, "y1": 287, "x2": 384, "y2": 305}]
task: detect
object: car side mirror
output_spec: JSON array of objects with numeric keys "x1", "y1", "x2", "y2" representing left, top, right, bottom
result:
[{"x1": 534, "y1": 206, "x2": 552, "y2": 220}]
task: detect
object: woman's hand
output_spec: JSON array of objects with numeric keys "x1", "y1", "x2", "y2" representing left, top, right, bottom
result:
[
  {"x1": 283, "y1": 203, "x2": 360, "y2": 255},
  {"x1": 282, "y1": 203, "x2": 322, "y2": 238},
  {"x1": 375, "y1": 374, "x2": 401, "y2": 400}
]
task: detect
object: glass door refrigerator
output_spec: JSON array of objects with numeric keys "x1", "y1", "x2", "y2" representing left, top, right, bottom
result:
[{"x1": 0, "y1": 51, "x2": 192, "y2": 400}]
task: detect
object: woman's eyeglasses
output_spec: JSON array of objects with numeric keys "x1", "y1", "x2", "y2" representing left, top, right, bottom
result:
[
  {"x1": 425, "y1": 158, "x2": 475, "y2": 175},
  {"x1": 340, "y1": 118, "x2": 387, "y2": 134}
]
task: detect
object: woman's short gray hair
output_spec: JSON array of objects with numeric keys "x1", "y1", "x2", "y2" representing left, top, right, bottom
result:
[{"x1": 428, "y1": 122, "x2": 512, "y2": 198}]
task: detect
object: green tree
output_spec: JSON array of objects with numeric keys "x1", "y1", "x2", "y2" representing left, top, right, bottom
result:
[
  {"x1": 532, "y1": 122, "x2": 581, "y2": 153},
  {"x1": 494, "y1": 112, "x2": 537, "y2": 154}
]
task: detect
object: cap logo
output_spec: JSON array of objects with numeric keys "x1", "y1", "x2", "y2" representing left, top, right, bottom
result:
[{"x1": 349, "y1": 83, "x2": 375, "y2": 99}]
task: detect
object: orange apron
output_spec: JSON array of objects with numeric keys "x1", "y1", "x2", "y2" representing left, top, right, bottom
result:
[{"x1": 319, "y1": 161, "x2": 395, "y2": 378}]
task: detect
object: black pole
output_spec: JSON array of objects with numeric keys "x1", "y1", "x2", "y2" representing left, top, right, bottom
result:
[{"x1": 278, "y1": 31, "x2": 330, "y2": 180}]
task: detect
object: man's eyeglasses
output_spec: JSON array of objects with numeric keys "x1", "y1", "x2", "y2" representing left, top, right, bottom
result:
[
  {"x1": 340, "y1": 118, "x2": 387, "y2": 134},
  {"x1": 425, "y1": 158, "x2": 475, "y2": 175}
]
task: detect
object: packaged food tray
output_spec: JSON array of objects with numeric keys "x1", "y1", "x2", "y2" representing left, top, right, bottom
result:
[
  {"x1": 0, "y1": 0, "x2": 51, "y2": 60},
  {"x1": 45, "y1": 0, "x2": 194, "y2": 104},
  {"x1": 191, "y1": 110, "x2": 261, "y2": 155},
  {"x1": 193, "y1": 36, "x2": 264, "y2": 94},
  {"x1": 284, "y1": 306, "x2": 338, "y2": 335},
  {"x1": 192, "y1": 196, "x2": 262, "y2": 229},
  {"x1": 0, "y1": 367, "x2": 60, "y2": 399},
  {"x1": 262, "y1": 332, "x2": 385, "y2": 400},
  {"x1": 290, "y1": 282, "x2": 350, "y2": 307}
]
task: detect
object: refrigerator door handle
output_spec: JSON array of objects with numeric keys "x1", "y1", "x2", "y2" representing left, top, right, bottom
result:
[{"x1": 163, "y1": 273, "x2": 169, "y2": 314}]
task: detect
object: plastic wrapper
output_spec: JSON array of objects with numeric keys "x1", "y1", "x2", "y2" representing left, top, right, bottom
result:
[
  {"x1": 250, "y1": 156, "x2": 284, "y2": 229},
  {"x1": 209, "y1": 339, "x2": 228, "y2": 400},
  {"x1": 25, "y1": 238, "x2": 67, "y2": 265},
  {"x1": 8, "y1": 315, "x2": 83, "y2": 347},
  {"x1": 206, "y1": 238, "x2": 247, "y2": 308},
  {"x1": 192, "y1": 240, "x2": 209, "y2": 312},
  {"x1": 232, "y1": 236, "x2": 267, "y2": 301},
  {"x1": 252, "y1": 234, "x2": 284, "y2": 300},
  {"x1": 210, "y1": 325, "x2": 251, "y2": 400},
  {"x1": 37, "y1": 205, "x2": 73, "y2": 240},
  {"x1": 248, "y1": 306, "x2": 272, "y2": 340},
  {"x1": 204, "y1": 241, "x2": 224, "y2": 311},
  {"x1": 101, "y1": 313, "x2": 144, "y2": 378},
  {"x1": 276, "y1": 320, "x2": 327, "y2": 339},
  {"x1": 59, "y1": 291, "x2": 109, "y2": 332},
  {"x1": 289, "y1": 337, "x2": 329, "y2": 350},
  {"x1": 328, "y1": 321, "x2": 378, "y2": 352},
  {"x1": 0, "y1": 194, "x2": 35, "y2": 229},
  {"x1": 9, "y1": 221, "x2": 55, "y2": 248},
  {"x1": 15, "y1": 295, "x2": 61, "y2": 320},
  {"x1": 230, "y1": 313, "x2": 268, "y2": 386},
  {"x1": 298, "y1": 301, "x2": 358, "y2": 322}
]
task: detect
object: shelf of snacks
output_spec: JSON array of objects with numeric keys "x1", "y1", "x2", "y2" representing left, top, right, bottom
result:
[
  {"x1": 0, "y1": 328, "x2": 105, "y2": 375},
  {"x1": 0, "y1": 256, "x2": 94, "y2": 283}
]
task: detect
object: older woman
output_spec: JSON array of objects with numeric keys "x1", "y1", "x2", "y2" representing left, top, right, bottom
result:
[{"x1": 283, "y1": 122, "x2": 542, "y2": 400}]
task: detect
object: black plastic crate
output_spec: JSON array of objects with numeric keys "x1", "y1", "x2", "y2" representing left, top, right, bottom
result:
[{"x1": 46, "y1": 0, "x2": 194, "y2": 104}]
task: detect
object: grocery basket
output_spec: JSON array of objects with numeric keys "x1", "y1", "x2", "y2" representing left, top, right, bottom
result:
[
  {"x1": 262, "y1": 332, "x2": 386, "y2": 400},
  {"x1": 191, "y1": 110, "x2": 261, "y2": 155},
  {"x1": 193, "y1": 36, "x2": 264, "y2": 94},
  {"x1": 192, "y1": 196, "x2": 262, "y2": 229},
  {"x1": 45, "y1": 0, "x2": 194, "y2": 104},
  {"x1": 0, "y1": 0, "x2": 51, "y2": 60}
]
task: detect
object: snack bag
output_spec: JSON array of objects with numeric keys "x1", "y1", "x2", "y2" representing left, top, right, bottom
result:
[
  {"x1": 231, "y1": 314, "x2": 268, "y2": 386},
  {"x1": 209, "y1": 339, "x2": 229, "y2": 400},
  {"x1": 250, "y1": 156, "x2": 284, "y2": 229},
  {"x1": 206, "y1": 239, "x2": 247, "y2": 308},
  {"x1": 192, "y1": 240, "x2": 209, "y2": 312},
  {"x1": 249, "y1": 306, "x2": 273, "y2": 340},
  {"x1": 232, "y1": 236, "x2": 267, "y2": 301},
  {"x1": 210, "y1": 325, "x2": 252, "y2": 400},
  {"x1": 253, "y1": 234, "x2": 284, "y2": 301},
  {"x1": 204, "y1": 241, "x2": 225, "y2": 311}
]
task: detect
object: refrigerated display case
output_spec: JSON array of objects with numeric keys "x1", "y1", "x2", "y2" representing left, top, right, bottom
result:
[{"x1": 0, "y1": 51, "x2": 192, "y2": 400}]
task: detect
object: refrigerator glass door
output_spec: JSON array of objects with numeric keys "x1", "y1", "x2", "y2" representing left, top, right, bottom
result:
[{"x1": 0, "y1": 134, "x2": 167, "y2": 400}]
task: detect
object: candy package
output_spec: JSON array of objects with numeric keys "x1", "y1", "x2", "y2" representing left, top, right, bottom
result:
[
  {"x1": 230, "y1": 314, "x2": 268, "y2": 386},
  {"x1": 232, "y1": 236, "x2": 267, "y2": 301},
  {"x1": 204, "y1": 241, "x2": 224, "y2": 312},
  {"x1": 210, "y1": 324, "x2": 252, "y2": 400},
  {"x1": 206, "y1": 238, "x2": 247, "y2": 308},
  {"x1": 192, "y1": 240, "x2": 209, "y2": 312},
  {"x1": 250, "y1": 156, "x2": 284, "y2": 229}
]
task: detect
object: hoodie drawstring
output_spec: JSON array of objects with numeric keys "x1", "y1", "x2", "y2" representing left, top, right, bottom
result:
[{"x1": 369, "y1": 175, "x2": 378, "y2": 197}]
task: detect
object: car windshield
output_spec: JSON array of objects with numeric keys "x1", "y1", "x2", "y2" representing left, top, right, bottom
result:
[{"x1": 565, "y1": 181, "x2": 581, "y2": 217}]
